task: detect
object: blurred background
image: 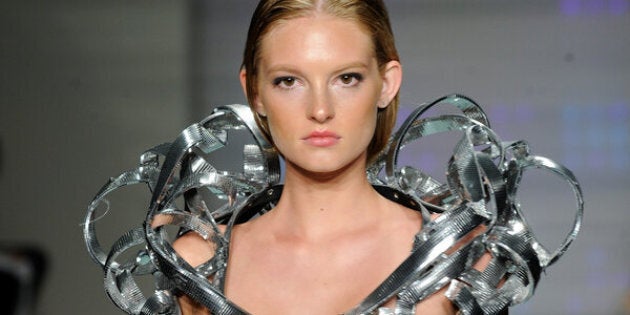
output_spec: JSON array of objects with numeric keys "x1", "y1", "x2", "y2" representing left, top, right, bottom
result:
[{"x1": 1, "y1": 0, "x2": 628, "y2": 314}]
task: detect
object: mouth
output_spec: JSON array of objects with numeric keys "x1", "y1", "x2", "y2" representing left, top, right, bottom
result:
[{"x1": 302, "y1": 130, "x2": 341, "y2": 147}]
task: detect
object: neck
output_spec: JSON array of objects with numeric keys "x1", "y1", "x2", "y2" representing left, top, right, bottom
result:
[{"x1": 268, "y1": 156, "x2": 386, "y2": 241}]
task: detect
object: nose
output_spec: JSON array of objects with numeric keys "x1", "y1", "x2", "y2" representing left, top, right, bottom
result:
[{"x1": 307, "y1": 88, "x2": 335, "y2": 123}]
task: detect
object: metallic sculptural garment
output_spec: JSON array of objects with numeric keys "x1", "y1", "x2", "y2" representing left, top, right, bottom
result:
[{"x1": 84, "y1": 95, "x2": 584, "y2": 315}]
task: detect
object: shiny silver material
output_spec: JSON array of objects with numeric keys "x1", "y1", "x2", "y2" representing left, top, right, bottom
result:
[{"x1": 84, "y1": 95, "x2": 584, "y2": 315}]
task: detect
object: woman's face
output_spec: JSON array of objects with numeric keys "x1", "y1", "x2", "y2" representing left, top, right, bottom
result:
[{"x1": 242, "y1": 14, "x2": 401, "y2": 175}]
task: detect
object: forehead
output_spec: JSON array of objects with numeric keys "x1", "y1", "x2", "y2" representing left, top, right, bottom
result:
[{"x1": 259, "y1": 15, "x2": 375, "y2": 68}]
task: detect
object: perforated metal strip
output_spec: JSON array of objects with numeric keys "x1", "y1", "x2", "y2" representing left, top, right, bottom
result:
[{"x1": 84, "y1": 96, "x2": 583, "y2": 315}]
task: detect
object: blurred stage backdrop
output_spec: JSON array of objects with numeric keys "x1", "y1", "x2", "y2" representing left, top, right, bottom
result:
[{"x1": 1, "y1": 0, "x2": 628, "y2": 314}]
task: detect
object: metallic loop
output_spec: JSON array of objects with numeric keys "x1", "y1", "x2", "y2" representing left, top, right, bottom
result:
[{"x1": 85, "y1": 97, "x2": 583, "y2": 315}]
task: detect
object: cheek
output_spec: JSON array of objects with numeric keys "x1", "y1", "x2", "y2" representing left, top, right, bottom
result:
[
  {"x1": 364, "y1": 111, "x2": 379, "y2": 140},
  {"x1": 260, "y1": 91, "x2": 305, "y2": 132},
  {"x1": 265, "y1": 113, "x2": 281, "y2": 138},
  {"x1": 345, "y1": 106, "x2": 378, "y2": 144},
  {"x1": 265, "y1": 110, "x2": 295, "y2": 148}
]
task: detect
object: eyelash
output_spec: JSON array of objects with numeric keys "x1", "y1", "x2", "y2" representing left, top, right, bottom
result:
[
  {"x1": 272, "y1": 76, "x2": 297, "y2": 88},
  {"x1": 338, "y1": 73, "x2": 363, "y2": 86},
  {"x1": 271, "y1": 72, "x2": 364, "y2": 89}
]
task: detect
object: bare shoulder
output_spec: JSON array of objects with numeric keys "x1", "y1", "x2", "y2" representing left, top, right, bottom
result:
[
  {"x1": 172, "y1": 226, "x2": 226, "y2": 268},
  {"x1": 381, "y1": 195, "x2": 424, "y2": 233},
  {"x1": 171, "y1": 228, "x2": 227, "y2": 315},
  {"x1": 384, "y1": 200, "x2": 456, "y2": 315}
]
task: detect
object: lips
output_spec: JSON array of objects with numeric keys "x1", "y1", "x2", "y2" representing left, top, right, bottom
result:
[{"x1": 303, "y1": 130, "x2": 341, "y2": 147}]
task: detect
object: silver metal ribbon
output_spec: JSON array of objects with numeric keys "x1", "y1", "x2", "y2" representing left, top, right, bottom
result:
[
  {"x1": 84, "y1": 95, "x2": 583, "y2": 315},
  {"x1": 84, "y1": 105, "x2": 278, "y2": 314}
]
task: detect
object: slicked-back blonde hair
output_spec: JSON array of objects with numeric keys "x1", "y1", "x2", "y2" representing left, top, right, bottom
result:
[{"x1": 242, "y1": 0, "x2": 400, "y2": 164}]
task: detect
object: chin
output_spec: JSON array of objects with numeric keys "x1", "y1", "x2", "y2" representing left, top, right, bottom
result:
[{"x1": 287, "y1": 155, "x2": 366, "y2": 177}]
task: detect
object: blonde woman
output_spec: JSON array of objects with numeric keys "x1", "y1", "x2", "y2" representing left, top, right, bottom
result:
[{"x1": 175, "y1": 0, "x2": 466, "y2": 314}]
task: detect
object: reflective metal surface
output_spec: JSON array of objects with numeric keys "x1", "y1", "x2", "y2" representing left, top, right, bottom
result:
[{"x1": 84, "y1": 95, "x2": 583, "y2": 315}]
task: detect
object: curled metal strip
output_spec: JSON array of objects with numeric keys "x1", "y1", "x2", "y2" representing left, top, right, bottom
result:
[
  {"x1": 447, "y1": 124, "x2": 503, "y2": 204},
  {"x1": 85, "y1": 96, "x2": 583, "y2": 315},
  {"x1": 139, "y1": 106, "x2": 279, "y2": 309},
  {"x1": 346, "y1": 205, "x2": 487, "y2": 315},
  {"x1": 504, "y1": 154, "x2": 583, "y2": 268},
  {"x1": 395, "y1": 238, "x2": 482, "y2": 312},
  {"x1": 201, "y1": 104, "x2": 280, "y2": 186},
  {"x1": 84, "y1": 104, "x2": 279, "y2": 314},
  {"x1": 365, "y1": 95, "x2": 583, "y2": 314},
  {"x1": 140, "y1": 290, "x2": 181, "y2": 315},
  {"x1": 84, "y1": 165, "x2": 160, "y2": 267},
  {"x1": 145, "y1": 212, "x2": 247, "y2": 315},
  {"x1": 101, "y1": 228, "x2": 146, "y2": 313},
  {"x1": 150, "y1": 124, "x2": 224, "y2": 209},
  {"x1": 142, "y1": 106, "x2": 278, "y2": 309},
  {"x1": 380, "y1": 94, "x2": 490, "y2": 187}
]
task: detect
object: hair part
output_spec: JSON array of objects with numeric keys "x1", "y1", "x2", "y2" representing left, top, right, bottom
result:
[{"x1": 242, "y1": 0, "x2": 400, "y2": 164}]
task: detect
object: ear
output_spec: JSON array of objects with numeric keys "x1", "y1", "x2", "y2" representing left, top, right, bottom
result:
[
  {"x1": 239, "y1": 68, "x2": 266, "y2": 116},
  {"x1": 378, "y1": 60, "x2": 402, "y2": 109}
]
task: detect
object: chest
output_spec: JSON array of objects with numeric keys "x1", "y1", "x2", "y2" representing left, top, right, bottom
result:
[{"x1": 222, "y1": 232, "x2": 414, "y2": 315}]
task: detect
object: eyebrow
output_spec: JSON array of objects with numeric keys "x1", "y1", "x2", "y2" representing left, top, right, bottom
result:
[{"x1": 263, "y1": 61, "x2": 372, "y2": 76}]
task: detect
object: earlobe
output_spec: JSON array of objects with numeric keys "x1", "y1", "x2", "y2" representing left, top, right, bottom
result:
[
  {"x1": 239, "y1": 68, "x2": 248, "y2": 96},
  {"x1": 379, "y1": 60, "x2": 403, "y2": 108},
  {"x1": 254, "y1": 96, "x2": 267, "y2": 117},
  {"x1": 256, "y1": 105, "x2": 267, "y2": 117},
  {"x1": 239, "y1": 68, "x2": 267, "y2": 117}
]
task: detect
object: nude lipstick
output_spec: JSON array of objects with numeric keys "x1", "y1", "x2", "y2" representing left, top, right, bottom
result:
[{"x1": 303, "y1": 130, "x2": 340, "y2": 147}]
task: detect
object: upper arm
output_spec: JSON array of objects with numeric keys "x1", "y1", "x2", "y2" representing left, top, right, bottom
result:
[
  {"x1": 172, "y1": 222, "x2": 228, "y2": 268},
  {"x1": 172, "y1": 231, "x2": 216, "y2": 268},
  {"x1": 171, "y1": 229, "x2": 225, "y2": 315}
]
